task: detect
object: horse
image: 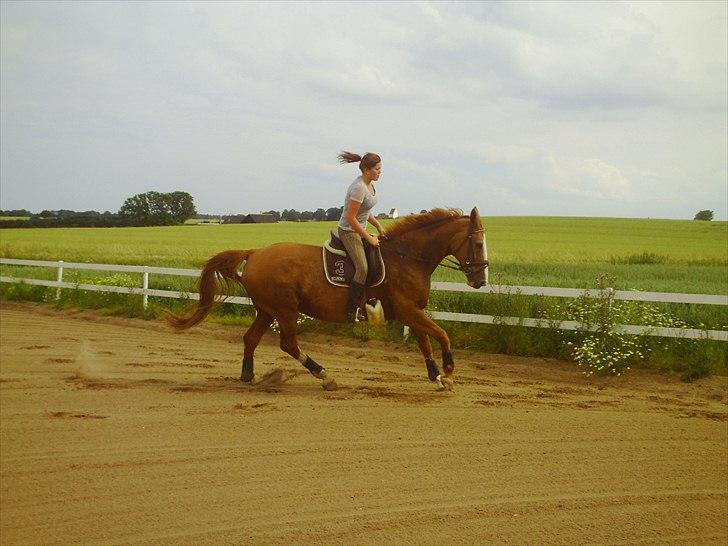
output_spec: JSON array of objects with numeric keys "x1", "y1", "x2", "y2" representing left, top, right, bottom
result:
[{"x1": 166, "y1": 207, "x2": 488, "y2": 391}]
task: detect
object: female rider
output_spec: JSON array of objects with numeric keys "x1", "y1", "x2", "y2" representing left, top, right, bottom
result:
[{"x1": 337, "y1": 151, "x2": 388, "y2": 322}]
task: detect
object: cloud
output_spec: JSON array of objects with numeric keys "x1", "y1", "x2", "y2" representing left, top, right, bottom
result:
[
  {"x1": 453, "y1": 142, "x2": 540, "y2": 164},
  {"x1": 546, "y1": 157, "x2": 633, "y2": 201},
  {"x1": 400, "y1": 1, "x2": 724, "y2": 113},
  {"x1": 0, "y1": 1, "x2": 725, "y2": 219},
  {"x1": 310, "y1": 63, "x2": 410, "y2": 101}
]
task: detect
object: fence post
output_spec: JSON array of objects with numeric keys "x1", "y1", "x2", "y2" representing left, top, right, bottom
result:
[
  {"x1": 55, "y1": 260, "x2": 64, "y2": 301},
  {"x1": 606, "y1": 286, "x2": 615, "y2": 333},
  {"x1": 142, "y1": 266, "x2": 149, "y2": 309},
  {"x1": 403, "y1": 325, "x2": 410, "y2": 340}
]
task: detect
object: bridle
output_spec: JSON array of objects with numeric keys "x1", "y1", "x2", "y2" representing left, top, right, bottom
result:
[{"x1": 440, "y1": 227, "x2": 489, "y2": 277}]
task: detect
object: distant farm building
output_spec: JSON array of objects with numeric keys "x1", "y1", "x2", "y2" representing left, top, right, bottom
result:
[
  {"x1": 377, "y1": 208, "x2": 399, "y2": 220},
  {"x1": 222, "y1": 214, "x2": 277, "y2": 224}
]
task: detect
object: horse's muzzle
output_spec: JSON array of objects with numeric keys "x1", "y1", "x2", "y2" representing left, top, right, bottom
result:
[{"x1": 468, "y1": 279, "x2": 486, "y2": 289}]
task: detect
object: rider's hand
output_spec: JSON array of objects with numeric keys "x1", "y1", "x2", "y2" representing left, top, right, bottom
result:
[
  {"x1": 378, "y1": 228, "x2": 388, "y2": 240},
  {"x1": 367, "y1": 234, "x2": 380, "y2": 246}
]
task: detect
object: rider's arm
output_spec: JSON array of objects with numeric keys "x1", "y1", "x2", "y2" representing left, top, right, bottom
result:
[
  {"x1": 346, "y1": 200, "x2": 378, "y2": 244},
  {"x1": 368, "y1": 214, "x2": 383, "y2": 233}
]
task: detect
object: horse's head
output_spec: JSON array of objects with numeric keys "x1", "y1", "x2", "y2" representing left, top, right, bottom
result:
[{"x1": 450, "y1": 207, "x2": 488, "y2": 289}]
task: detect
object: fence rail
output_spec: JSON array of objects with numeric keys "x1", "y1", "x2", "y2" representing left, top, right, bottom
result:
[{"x1": 1, "y1": 258, "x2": 726, "y2": 341}]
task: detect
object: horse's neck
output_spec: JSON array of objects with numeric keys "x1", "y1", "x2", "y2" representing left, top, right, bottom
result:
[{"x1": 399, "y1": 220, "x2": 462, "y2": 274}]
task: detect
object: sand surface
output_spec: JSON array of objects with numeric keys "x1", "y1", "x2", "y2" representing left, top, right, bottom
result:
[{"x1": 1, "y1": 301, "x2": 726, "y2": 545}]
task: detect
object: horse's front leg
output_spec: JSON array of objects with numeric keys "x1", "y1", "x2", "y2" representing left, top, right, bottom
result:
[
  {"x1": 413, "y1": 331, "x2": 441, "y2": 382},
  {"x1": 404, "y1": 308, "x2": 455, "y2": 390}
]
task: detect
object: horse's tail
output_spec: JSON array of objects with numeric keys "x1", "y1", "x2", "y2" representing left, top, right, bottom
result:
[{"x1": 165, "y1": 249, "x2": 253, "y2": 331}]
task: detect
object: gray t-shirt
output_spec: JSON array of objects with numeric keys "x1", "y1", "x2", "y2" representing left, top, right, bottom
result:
[{"x1": 338, "y1": 176, "x2": 378, "y2": 231}]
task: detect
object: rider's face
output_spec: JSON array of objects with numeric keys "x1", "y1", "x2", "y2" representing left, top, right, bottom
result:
[{"x1": 365, "y1": 162, "x2": 382, "y2": 181}]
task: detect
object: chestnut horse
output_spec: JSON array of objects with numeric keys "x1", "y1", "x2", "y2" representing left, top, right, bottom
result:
[{"x1": 167, "y1": 207, "x2": 488, "y2": 390}]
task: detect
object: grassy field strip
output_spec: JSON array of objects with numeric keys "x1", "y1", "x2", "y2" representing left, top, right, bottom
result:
[
  {"x1": 0, "y1": 258, "x2": 200, "y2": 276},
  {"x1": 1, "y1": 217, "x2": 726, "y2": 263},
  {"x1": 1, "y1": 218, "x2": 725, "y2": 295}
]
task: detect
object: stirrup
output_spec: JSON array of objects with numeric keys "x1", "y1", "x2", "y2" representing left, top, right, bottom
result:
[{"x1": 347, "y1": 308, "x2": 365, "y2": 323}]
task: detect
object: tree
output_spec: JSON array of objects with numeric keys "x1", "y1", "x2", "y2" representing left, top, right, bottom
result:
[
  {"x1": 261, "y1": 210, "x2": 281, "y2": 222},
  {"x1": 694, "y1": 210, "x2": 714, "y2": 221},
  {"x1": 0, "y1": 209, "x2": 31, "y2": 217},
  {"x1": 118, "y1": 191, "x2": 196, "y2": 225},
  {"x1": 165, "y1": 191, "x2": 196, "y2": 223},
  {"x1": 313, "y1": 208, "x2": 326, "y2": 221},
  {"x1": 326, "y1": 206, "x2": 343, "y2": 221},
  {"x1": 300, "y1": 210, "x2": 314, "y2": 221},
  {"x1": 119, "y1": 192, "x2": 156, "y2": 223},
  {"x1": 284, "y1": 209, "x2": 301, "y2": 221}
]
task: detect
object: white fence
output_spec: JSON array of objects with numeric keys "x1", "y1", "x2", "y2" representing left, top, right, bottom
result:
[{"x1": 1, "y1": 258, "x2": 726, "y2": 342}]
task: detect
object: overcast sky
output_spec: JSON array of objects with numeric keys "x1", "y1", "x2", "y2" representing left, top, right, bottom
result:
[{"x1": 1, "y1": 1, "x2": 726, "y2": 219}]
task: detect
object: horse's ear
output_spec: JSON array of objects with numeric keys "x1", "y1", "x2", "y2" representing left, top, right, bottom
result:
[{"x1": 470, "y1": 207, "x2": 479, "y2": 223}]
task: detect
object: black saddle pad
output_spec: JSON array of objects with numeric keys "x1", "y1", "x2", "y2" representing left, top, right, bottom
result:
[{"x1": 323, "y1": 232, "x2": 385, "y2": 287}]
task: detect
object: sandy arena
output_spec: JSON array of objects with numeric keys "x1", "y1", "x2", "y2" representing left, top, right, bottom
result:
[{"x1": 0, "y1": 302, "x2": 726, "y2": 545}]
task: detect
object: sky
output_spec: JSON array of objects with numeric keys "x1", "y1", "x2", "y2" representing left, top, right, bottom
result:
[{"x1": 1, "y1": 1, "x2": 726, "y2": 219}]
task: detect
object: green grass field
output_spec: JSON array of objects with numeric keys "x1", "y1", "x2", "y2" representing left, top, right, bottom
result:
[
  {"x1": 1, "y1": 216, "x2": 726, "y2": 376},
  {"x1": 1, "y1": 217, "x2": 726, "y2": 292}
]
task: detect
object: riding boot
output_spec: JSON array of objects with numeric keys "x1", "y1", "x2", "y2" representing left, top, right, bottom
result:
[{"x1": 346, "y1": 281, "x2": 366, "y2": 323}]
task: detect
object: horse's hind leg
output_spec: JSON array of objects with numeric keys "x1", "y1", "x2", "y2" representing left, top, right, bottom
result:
[
  {"x1": 240, "y1": 310, "x2": 274, "y2": 382},
  {"x1": 276, "y1": 314, "x2": 337, "y2": 391}
]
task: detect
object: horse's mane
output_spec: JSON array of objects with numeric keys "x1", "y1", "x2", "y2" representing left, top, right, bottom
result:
[{"x1": 384, "y1": 208, "x2": 465, "y2": 240}]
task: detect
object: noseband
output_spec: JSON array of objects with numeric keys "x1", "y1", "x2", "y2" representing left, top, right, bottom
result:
[{"x1": 440, "y1": 227, "x2": 489, "y2": 275}]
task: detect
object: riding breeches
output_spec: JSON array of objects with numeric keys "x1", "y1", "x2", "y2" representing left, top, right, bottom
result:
[{"x1": 337, "y1": 228, "x2": 368, "y2": 285}]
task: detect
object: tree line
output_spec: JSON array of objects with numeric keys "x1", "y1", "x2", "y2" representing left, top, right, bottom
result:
[
  {"x1": 6, "y1": 192, "x2": 715, "y2": 229},
  {"x1": 0, "y1": 193, "x2": 350, "y2": 228},
  {"x1": 0, "y1": 191, "x2": 196, "y2": 228},
  {"x1": 259, "y1": 207, "x2": 344, "y2": 222}
]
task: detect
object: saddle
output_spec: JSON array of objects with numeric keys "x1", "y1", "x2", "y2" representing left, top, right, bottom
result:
[{"x1": 323, "y1": 230, "x2": 385, "y2": 288}]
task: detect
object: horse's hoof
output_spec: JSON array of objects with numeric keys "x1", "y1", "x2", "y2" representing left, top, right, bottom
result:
[
  {"x1": 435, "y1": 375, "x2": 454, "y2": 391},
  {"x1": 322, "y1": 378, "x2": 338, "y2": 391},
  {"x1": 241, "y1": 374, "x2": 254, "y2": 384}
]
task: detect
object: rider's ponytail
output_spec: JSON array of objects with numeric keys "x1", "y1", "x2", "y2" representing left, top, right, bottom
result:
[
  {"x1": 338, "y1": 150, "x2": 381, "y2": 172},
  {"x1": 337, "y1": 151, "x2": 361, "y2": 164}
]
